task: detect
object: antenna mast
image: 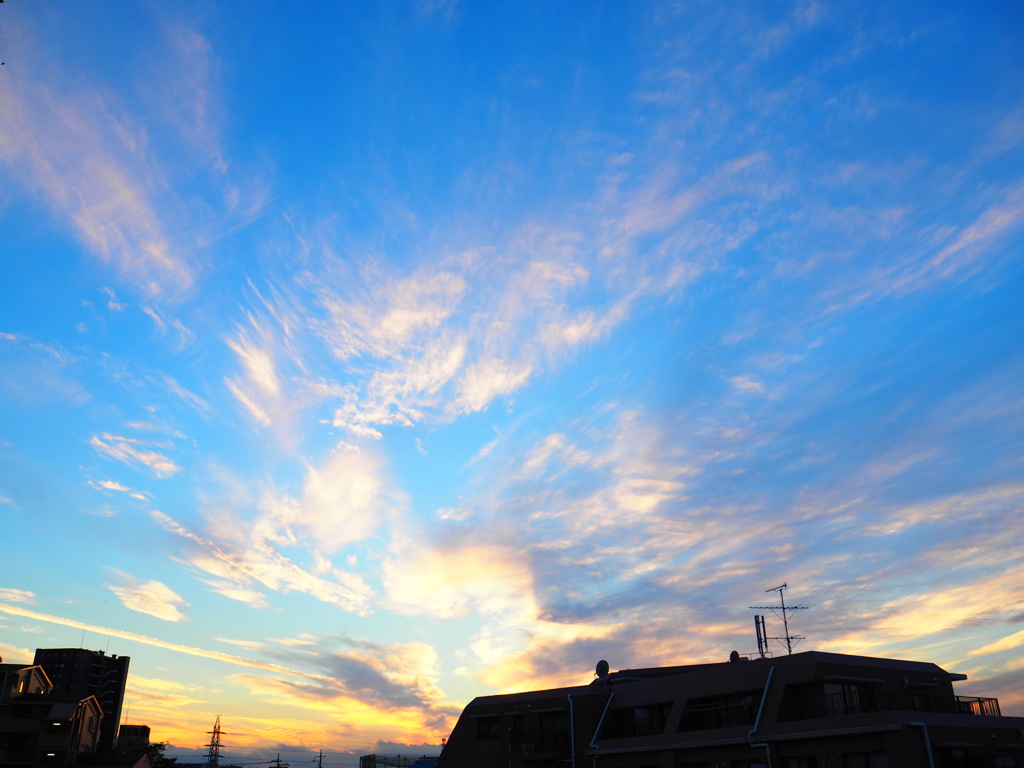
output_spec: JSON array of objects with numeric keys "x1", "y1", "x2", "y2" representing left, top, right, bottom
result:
[
  {"x1": 750, "y1": 583, "x2": 810, "y2": 655},
  {"x1": 204, "y1": 714, "x2": 224, "y2": 768}
]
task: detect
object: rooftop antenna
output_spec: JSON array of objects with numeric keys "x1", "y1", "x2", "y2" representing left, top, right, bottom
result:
[
  {"x1": 204, "y1": 714, "x2": 224, "y2": 768},
  {"x1": 750, "y1": 583, "x2": 810, "y2": 655}
]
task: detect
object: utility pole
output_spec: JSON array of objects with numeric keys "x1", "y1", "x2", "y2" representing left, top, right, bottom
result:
[
  {"x1": 316, "y1": 748, "x2": 324, "y2": 768},
  {"x1": 750, "y1": 583, "x2": 810, "y2": 655}
]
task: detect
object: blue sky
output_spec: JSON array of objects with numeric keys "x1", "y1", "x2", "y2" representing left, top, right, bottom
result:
[{"x1": 1, "y1": 0, "x2": 1023, "y2": 763}]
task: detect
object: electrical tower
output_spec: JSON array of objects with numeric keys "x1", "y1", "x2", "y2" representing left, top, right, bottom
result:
[
  {"x1": 204, "y1": 714, "x2": 224, "y2": 768},
  {"x1": 750, "y1": 582, "x2": 810, "y2": 656}
]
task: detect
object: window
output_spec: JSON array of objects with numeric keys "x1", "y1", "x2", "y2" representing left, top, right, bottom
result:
[
  {"x1": 476, "y1": 717, "x2": 499, "y2": 739},
  {"x1": 538, "y1": 710, "x2": 569, "y2": 752},
  {"x1": 994, "y1": 758, "x2": 1018, "y2": 768},
  {"x1": 679, "y1": 692, "x2": 760, "y2": 731},
  {"x1": 784, "y1": 758, "x2": 816, "y2": 768},
  {"x1": 843, "y1": 753, "x2": 888, "y2": 768},
  {"x1": 601, "y1": 703, "x2": 672, "y2": 738},
  {"x1": 824, "y1": 683, "x2": 875, "y2": 716}
]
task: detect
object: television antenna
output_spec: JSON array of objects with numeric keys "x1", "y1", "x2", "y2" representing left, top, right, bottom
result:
[{"x1": 750, "y1": 583, "x2": 810, "y2": 656}]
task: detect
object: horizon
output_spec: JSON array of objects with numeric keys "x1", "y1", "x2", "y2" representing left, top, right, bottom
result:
[{"x1": 1, "y1": 1, "x2": 1023, "y2": 765}]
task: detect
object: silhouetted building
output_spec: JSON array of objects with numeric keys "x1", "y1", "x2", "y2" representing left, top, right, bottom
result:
[
  {"x1": 115, "y1": 724, "x2": 150, "y2": 751},
  {"x1": 0, "y1": 662, "x2": 103, "y2": 766},
  {"x1": 33, "y1": 649, "x2": 130, "y2": 752},
  {"x1": 359, "y1": 756, "x2": 439, "y2": 767},
  {"x1": 76, "y1": 751, "x2": 152, "y2": 768},
  {"x1": 438, "y1": 650, "x2": 1024, "y2": 768}
]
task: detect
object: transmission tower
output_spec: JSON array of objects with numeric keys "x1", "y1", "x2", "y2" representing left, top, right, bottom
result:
[
  {"x1": 750, "y1": 582, "x2": 810, "y2": 656},
  {"x1": 204, "y1": 714, "x2": 224, "y2": 768}
]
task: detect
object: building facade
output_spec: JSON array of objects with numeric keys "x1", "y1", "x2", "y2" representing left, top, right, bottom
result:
[
  {"x1": 0, "y1": 662, "x2": 103, "y2": 767},
  {"x1": 33, "y1": 649, "x2": 130, "y2": 752},
  {"x1": 437, "y1": 651, "x2": 1024, "y2": 768}
]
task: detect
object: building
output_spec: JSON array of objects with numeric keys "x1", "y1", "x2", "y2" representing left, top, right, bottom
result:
[
  {"x1": 0, "y1": 662, "x2": 104, "y2": 766},
  {"x1": 33, "y1": 648, "x2": 130, "y2": 752},
  {"x1": 437, "y1": 650, "x2": 1024, "y2": 768},
  {"x1": 115, "y1": 724, "x2": 150, "y2": 751},
  {"x1": 359, "y1": 755, "x2": 440, "y2": 767}
]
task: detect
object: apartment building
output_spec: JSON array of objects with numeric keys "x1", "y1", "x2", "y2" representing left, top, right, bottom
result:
[{"x1": 437, "y1": 650, "x2": 1024, "y2": 768}]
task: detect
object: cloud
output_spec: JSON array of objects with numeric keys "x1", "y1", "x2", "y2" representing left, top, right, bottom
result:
[
  {"x1": 0, "y1": 52, "x2": 193, "y2": 297},
  {"x1": 144, "y1": 307, "x2": 195, "y2": 350},
  {"x1": 0, "y1": 588, "x2": 36, "y2": 605},
  {"x1": 107, "y1": 571, "x2": 190, "y2": 622},
  {"x1": 968, "y1": 628, "x2": 1024, "y2": 658},
  {"x1": 0, "y1": 603, "x2": 334, "y2": 681},
  {"x1": 89, "y1": 433, "x2": 181, "y2": 477},
  {"x1": 172, "y1": 442, "x2": 397, "y2": 587},
  {"x1": 89, "y1": 479, "x2": 150, "y2": 501},
  {"x1": 0, "y1": 334, "x2": 89, "y2": 406},
  {"x1": 103, "y1": 287, "x2": 128, "y2": 312},
  {"x1": 730, "y1": 375, "x2": 767, "y2": 394}
]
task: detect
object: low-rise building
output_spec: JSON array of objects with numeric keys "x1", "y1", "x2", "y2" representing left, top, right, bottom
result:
[
  {"x1": 438, "y1": 650, "x2": 1024, "y2": 767},
  {"x1": 0, "y1": 662, "x2": 103, "y2": 766}
]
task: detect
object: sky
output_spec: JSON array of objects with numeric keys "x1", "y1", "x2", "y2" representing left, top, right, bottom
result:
[{"x1": 1, "y1": 0, "x2": 1023, "y2": 764}]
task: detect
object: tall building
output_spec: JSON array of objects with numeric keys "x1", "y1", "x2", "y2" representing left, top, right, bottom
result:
[
  {"x1": 438, "y1": 650, "x2": 1024, "y2": 768},
  {"x1": 32, "y1": 648, "x2": 129, "y2": 752}
]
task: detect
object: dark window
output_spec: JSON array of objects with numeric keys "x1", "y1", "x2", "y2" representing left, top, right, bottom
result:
[
  {"x1": 602, "y1": 702, "x2": 672, "y2": 738},
  {"x1": 783, "y1": 758, "x2": 816, "y2": 768},
  {"x1": 824, "y1": 683, "x2": 875, "y2": 716},
  {"x1": 538, "y1": 710, "x2": 569, "y2": 752},
  {"x1": 679, "y1": 692, "x2": 759, "y2": 731},
  {"x1": 476, "y1": 717, "x2": 499, "y2": 739},
  {"x1": 843, "y1": 753, "x2": 888, "y2": 768}
]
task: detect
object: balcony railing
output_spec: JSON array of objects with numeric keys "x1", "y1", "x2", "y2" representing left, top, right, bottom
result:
[
  {"x1": 511, "y1": 728, "x2": 571, "y2": 755},
  {"x1": 790, "y1": 690, "x2": 1001, "y2": 720},
  {"x1": 954, "y1": 696, "x2": 1001, "y2": 717},
  {"x1": 678, "y1": 700, "x2": 757, "y2": 732}
]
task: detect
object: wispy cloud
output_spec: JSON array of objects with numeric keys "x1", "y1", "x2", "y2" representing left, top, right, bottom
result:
[
  {"x1": 0, "y1": 588, "x2": 36, "y2": 605},
  {"x1": 89, "y1": 479, "x2": 150, "y2": 501},
  {"x1": 106, "y1": 570, "x2": 190, "y2": 622},
  {"x1": 144, "y1": 307, "x2": 195, "y2": 350},
  {"x1": 154, "y1": 473, "x2": 378, "y2": 614},
  {"x1": 0, "y1": 603, "x2": 335, "y2": 681},
  {"x1": 89, "y1": 433, "x2": 181, "y2": 477},
  {"x1": 0, "y1": 63, "x2": 193, "y2": 297}
]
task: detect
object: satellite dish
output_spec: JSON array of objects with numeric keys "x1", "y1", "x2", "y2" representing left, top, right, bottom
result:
[
  {"x1": 595, "y1": 659, "x2": 610, "y2": 679},
  {"x1": 730, "y1": 650, "x2": 740, "y2": 662}
]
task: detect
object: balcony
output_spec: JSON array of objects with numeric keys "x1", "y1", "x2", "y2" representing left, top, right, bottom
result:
[
  {"x1": 678, "y1": 699, "x2": 757, "y2": 732},
  {"x1": 787, "y1": 690, "x2": 1001, "y2": 720},
  {"x1": 510, "y1": 728, "x2": 570, "y2": 757}
]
